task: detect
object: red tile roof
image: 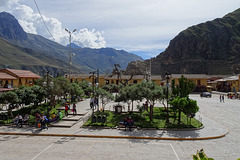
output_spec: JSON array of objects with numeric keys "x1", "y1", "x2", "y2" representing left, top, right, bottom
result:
[
  {"x1": 0, "y1": 69, "x2": 41, "y2": 79},
  {"x1": 0, "y1": 72, "x2": 17, "y2": 80}
]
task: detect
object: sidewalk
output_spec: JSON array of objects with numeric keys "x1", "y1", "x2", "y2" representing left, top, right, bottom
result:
[{"x1": 0, "y1": 99, "x2": 228, "y2": 141}]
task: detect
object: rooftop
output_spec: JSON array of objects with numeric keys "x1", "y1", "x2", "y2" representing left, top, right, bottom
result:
[
  {"x1": 0, "y1": 72, "x2": 17, "y2": 80},
  {"x1": 0, "y1": 69, "x2": 41, "y2": 79}
]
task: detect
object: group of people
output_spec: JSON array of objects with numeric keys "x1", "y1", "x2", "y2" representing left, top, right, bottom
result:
[
  {"x1": 13, "y1": 114, "x2": 29, "y2": 128},
  {"x1": 64, "y1": 103, "x2": 77, "y2": 117},
  {"x1": 123, "y1": 117, "x2": 134, "y2": 131},
  {"x1": 35, "y1": 113, "x2": 49, "y2": 130},
  {"x1": 90, "y1": 97, "x2": 98, "y2": 109}
]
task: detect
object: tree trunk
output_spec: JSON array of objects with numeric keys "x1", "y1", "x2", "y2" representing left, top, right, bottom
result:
[
  {"x1": 150, "y1": 105, "x2": 153, "y2": 121},
  {"x1": 132, "y1": 101, "x2": 134, "y2": 111},
  {"x1": 178, "y1": 109, "x2": 181, "y2": 124}
]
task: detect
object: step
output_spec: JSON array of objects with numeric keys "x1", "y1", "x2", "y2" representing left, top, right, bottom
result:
[
  {"x1": 50, "y1": 120, "x2": 77, "y2": 128},
  {"x1": 62, "y1": 115, "x2": 83, "y2": 121}
]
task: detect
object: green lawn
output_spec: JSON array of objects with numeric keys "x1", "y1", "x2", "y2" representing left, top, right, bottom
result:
[{"x1": 83, "y1": 107, "x2": 202, "y2": 129}]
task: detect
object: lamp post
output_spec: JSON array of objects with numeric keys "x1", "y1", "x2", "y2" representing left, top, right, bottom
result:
[
  {"x1": 89, "y1": 70, "x2": 97, "y2": 121},
  {"x1": 165, "y1": 72, "x2": 171, "y2": 123},
  {"x1": 43, "y1": 71, "x2": 54, "y2": 119},
  {"x1": 65, "y1": 28, "x2": 77, "y2": 83}
]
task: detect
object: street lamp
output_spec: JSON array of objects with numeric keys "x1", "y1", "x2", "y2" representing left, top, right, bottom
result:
[
  {"x1": 43, "y1": 71, "x2": 54, "y2": 119},
  {"x1": 65, "y1": 28, "x2": 77, "y2": 83},
  {"x1": 89, "y1": 71, "x2": 96, "y2": 122},
  {"x1": 165, "y1": 72, "x2": 171, "y2": 123}
]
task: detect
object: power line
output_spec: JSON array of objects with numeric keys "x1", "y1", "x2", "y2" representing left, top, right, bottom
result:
[{"x1": 33, "y1": 0, "x2": 55, "y2": 41}]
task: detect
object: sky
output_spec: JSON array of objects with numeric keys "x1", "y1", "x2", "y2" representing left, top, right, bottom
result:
[{"x1": 0, "y1": 0, "x2": 240, "y2": 59}]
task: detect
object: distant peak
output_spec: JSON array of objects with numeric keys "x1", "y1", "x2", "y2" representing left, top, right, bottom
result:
[
  {"x1": 0, "y1": 12, "x2": 27, "y2": 41},
  {"x1": 66, "y1": 43, "x2": 81, "y2": 49}
]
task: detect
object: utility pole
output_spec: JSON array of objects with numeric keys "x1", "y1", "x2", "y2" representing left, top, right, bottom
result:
[{"x1": 65, "y1": 28, "x2": 77, "y2": 83}]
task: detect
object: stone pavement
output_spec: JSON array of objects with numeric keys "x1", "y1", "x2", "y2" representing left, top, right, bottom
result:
[{"x1": 0, "y1": 98, "x2": 228, "y2": 140}]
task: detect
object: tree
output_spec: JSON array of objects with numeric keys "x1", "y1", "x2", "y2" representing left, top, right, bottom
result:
[
  {"x1": 171, "y1": 75, "x2": 195, "y2": 98},
  {"x1": 69, "y1": 82, "x2": 84, "y2": 102},
  {"x1": 79, "y1": 80, "x2": 92, "y2": 97},
  {"x1": 170, "y1": 75, "x2": 196, "y2": 124},
  {"x1": 95, "y1": 88, "x2": 114, "y2": 111},
  {"x1": 16, "y1": 86, "x2": 36, "y2": 106},
  {"x1": 1, "y1": 91, "x2": 19, "y2": 105},
  {"x1": 169, "y1": 96, "x2": 188, "y2": 124},
  {"x1": 183, "y1": 98, "x2": 199, "y2": 125},
  {"x1": 30, "y1": 85, "x2": 46, "y2": 107},
  {"x1": 115, "y1": 85, "x2": 132, "y2": 111},
  {"x1": 169, "y1": 96, "x2": 199, "y2": 125},
  {"x1": 137, "y1": 81, "x2": 163, "y2": 121},
  {"x1": 53, "y1": 76, "x2": 70, "y2": 100}
]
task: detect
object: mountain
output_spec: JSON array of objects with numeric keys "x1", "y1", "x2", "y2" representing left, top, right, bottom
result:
[
  {"x1": 0, "y1": 12, "x2": 143, "y2": 76},
  {"x1": 127, "y1": 8, "x2": 240, "y2": 76},
  {"x1": 0, "y1": 37, "x2": 71, "y2": 75},
  {"x1": 66, "y1": 43, "x2": 81, "y2": 49}
]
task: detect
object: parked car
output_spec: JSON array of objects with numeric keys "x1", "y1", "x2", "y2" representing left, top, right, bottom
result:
[{"x1": 200, "y1": 92, "x2": 212, "y2": 98}]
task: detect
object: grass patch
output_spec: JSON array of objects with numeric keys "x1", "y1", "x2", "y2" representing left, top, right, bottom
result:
[{"x1": 83, "y1": 107, "x2": 202, "y2": 129}]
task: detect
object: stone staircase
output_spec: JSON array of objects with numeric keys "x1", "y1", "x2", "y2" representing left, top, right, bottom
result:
[{"x1": 50, "y1": 113, "x2": 87, "y2": 128}]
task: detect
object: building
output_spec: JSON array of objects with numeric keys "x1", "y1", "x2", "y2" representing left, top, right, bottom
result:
[
  {"x1": 0, "y1": 69, "x2": 41, "y2": 91},
  {"x1": 69, "y1": 74, "x2": 162, "y2": 87},
  {"x1": 215, "y1": 75, "x2": 240, "y2": 92},
  {"x1": 168, "y1": 74, "x2": 210, "y2": 92}
]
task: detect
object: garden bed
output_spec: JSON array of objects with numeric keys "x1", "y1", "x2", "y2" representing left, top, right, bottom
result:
[{"x1": 83, "y1": 107, "x2": 203, "y2": 129}]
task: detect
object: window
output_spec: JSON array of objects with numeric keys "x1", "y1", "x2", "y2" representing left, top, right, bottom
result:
[
  {"x1": 111, "y1": 80, "x2": 114, "y2": 84},
  {"x1": 133, "y1": 80, "x2": 137, "y2": 84}
]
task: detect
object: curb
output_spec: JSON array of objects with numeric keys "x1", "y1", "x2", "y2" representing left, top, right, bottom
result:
[{"x1": 0, "y1": 130, "x2": 228, "y2": 141}]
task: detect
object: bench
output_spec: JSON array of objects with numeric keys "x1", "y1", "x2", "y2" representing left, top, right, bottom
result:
[
  {"x1": 12, "y1": 117, "x2": 29, "y2": 127},
  {"x1": 118, "y1": 121, "x2": 136, "y2": 131}
]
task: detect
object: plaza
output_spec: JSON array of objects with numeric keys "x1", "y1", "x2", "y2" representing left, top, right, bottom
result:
[{"x1": 0, "y1": 93, "x2": 239, "y2": 160}]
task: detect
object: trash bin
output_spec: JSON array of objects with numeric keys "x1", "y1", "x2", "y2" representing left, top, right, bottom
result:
[
  {"x1": 102, "y1": 115, "x2": 106, "y2": 123},
  {"x1": 115, "y1": 105, "x2": 122, "y2": 113},
  {"x1": 97, "y1": 115, "x2": 102, "y2": 123},
  {"x1": 92, "y1": 115, "x2": 97, "y2": 123}
]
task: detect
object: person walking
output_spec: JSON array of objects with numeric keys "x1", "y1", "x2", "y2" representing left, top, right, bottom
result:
[
  {"x1": 220, "y1": 95, "x2": 222, "y2": 102},
  {"x1": 72, "y1": 103, "x2": 77, "y2": 115},
  {"x1": 222, "y1": 95, "x2": 224, "y2": 103},
  {"x1": 65, "y1": 104, "x2": 69, "y2": 117},
  {"x1": 90, "y1": 97, "x2": 94, "y2": 109}
]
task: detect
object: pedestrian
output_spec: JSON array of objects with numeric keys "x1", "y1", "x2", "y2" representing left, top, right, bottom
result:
[
  {"x1": 17, "y1": 114, "x2": 23, "y2": 128},
  {"x1": 65, "y1": 104, "x2": 69, "y2": 117},
  {"x1": 127, "y1": 117, "x2": 134, "y2": 131},
  {"x1": 90, "y1": 97, "x2": 94, "y2": 109},
  {"x1": 35, "y1": 113, "x2": 40, "y2": 128},
  {"x1": 72, "y1": 103, "x2": 77, "y2": 115},
  {"x1": 40, "y1": 116, "x2": 48, "y2": 130},
  {"x1": 94, "y1": 97, "x2": 98, "y2": 109},
  {"x1": 222, "y1": 95, "x2": 224, "y2": 103},
  {"x1": 220, "y1": 95, "x2": 222, "y2": 102},
  {"x1": 124, "y1": 117, "x2": 128, "y2": 131}
]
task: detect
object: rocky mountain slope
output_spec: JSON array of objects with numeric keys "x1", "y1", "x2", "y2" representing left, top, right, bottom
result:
[{"x1": 127, "y1": 8, "x2": 240, "y2": 76}]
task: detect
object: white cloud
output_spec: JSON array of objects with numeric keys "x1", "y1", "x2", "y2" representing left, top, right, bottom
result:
[
  {"x1": 1, "y1": 0, "x2": 240, "y2": 59},
  {"x1": 0, "y1": 0, "x2": 106, "y2": 48}
]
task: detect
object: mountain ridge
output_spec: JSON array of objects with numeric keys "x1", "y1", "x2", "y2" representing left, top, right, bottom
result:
[
  {"x1": 127, "y1": 8, "x2": 240, "y2": 76},
  {"x1": 0, "y1": 12, "x2": 143, "y2": 76}
]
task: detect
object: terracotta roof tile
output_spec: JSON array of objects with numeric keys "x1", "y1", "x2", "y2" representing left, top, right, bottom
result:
[
  {"x1": 0, "y1": 72, "x2": 17, "y2": 80},
  {"x1": 0, "y1": 69, "x2": 41, "y2": 79}
]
